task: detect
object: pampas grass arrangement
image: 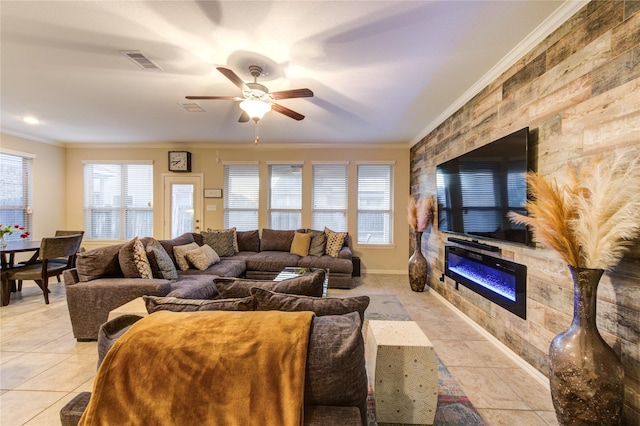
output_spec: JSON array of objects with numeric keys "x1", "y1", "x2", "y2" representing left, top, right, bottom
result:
[
  {"x1": 408, "y1": 194, "x2": 435, "y2": 232},
  {"x1": 508, "y1": 150, "x2": 640, "y2": 270}
]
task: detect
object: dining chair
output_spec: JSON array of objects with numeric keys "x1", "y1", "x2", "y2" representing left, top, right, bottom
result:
[{"x1": 4, "y1": 234, "x2": 83, "y2": 304}]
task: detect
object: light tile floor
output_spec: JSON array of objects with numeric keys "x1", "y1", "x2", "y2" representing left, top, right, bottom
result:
[{"x1": 1, "y1": 274, "x2": 558, "y2": 425}]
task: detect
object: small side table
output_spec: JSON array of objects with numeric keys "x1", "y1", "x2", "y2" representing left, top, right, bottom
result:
[
  {"x1": 365, "y1": 320, "x2": 438, "y2": 425},
  {"x1": 107, "y1": 297, "x2": 148, "y2": 321}
]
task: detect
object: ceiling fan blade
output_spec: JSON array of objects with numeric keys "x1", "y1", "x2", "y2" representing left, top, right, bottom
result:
[
  {"x1": 270, "y1": 88, "x2": 314, "y2": 100},
  {"x1": 238, "y1": 111, "x2": 250, "y2": 122},
  {"x1": 185, "y1": 95, "x2": 237, "y2": 100},
  {"x1": 272, "y1": 103, "x2": 305, "y2": 121},
  {"x1": 217, "y1": 67, "x2": 250, "y2": 91}
]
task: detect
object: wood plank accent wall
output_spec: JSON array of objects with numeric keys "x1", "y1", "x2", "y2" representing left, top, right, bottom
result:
[{"x1": 410, "y1": 1, "x2": 640, "y2": 421}]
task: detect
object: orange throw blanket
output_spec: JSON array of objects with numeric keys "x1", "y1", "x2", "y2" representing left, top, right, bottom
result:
[{"x1": 79, "y1": 310, "x2": 314, "y2": 426}]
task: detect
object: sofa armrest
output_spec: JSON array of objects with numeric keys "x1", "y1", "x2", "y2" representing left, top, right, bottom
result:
[
  {"x1": 65, "y1": 277, "x2": 172, "y2": 340},
  {"x1": 62, "y1": 268, "x2": 80, "y2": 286},
  {"x1": 337, "y1": 245, "x2": 352, "y2": 260}
]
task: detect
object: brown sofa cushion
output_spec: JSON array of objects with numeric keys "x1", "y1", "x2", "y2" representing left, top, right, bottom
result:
[
  {"x1": 76, "y1": 244, "x2": 124, "y2": 282},
  {"x1": 237, "y1": 230, "x2": 260, "y2": 252},
  {"x1": 260, "y1": 229, "x2": 296, "y2": 252},
  {"x1": 214, "y1": 269, "x2": 325, "y2": 299},
  {"x1": 251, "y1": 287, "x2": 369, "y2": 324},
  {"x1": 143, "y1": 295, "x2": 255, "y2": 313},
  {"x1": 202, "y1": 229, "x2": 237, "y2": 257},
  {"x1": 145, "y1": 239, "x2": 178, "y2": 280},
  {"x1": 305, "y1": 312, "x2": 368, "y2": 425}
]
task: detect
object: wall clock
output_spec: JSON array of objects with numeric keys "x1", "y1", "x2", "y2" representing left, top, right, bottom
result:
[{"x1": 168, "y1": 151, "x2": 191, "y2": 172}]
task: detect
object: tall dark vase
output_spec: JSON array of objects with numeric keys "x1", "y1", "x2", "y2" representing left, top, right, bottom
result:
[
  {"x1": 549, "y1": 266, "x2": 624, "y2": 425},
  {"x1": 408, "y1": 231, "x2": 428, "y2": 292}
]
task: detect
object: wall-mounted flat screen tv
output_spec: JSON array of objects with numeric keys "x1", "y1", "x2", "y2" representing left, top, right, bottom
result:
[{"x1": 436, "y1": 127, "x2": 531, "y2": 246}]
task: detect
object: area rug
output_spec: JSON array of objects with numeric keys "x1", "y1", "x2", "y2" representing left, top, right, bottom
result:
[{"x1": 365, "y1": 295, "x2": 486, "y2": 425}]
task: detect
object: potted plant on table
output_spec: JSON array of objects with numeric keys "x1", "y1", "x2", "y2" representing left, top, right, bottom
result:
[
  {"x1": 508, "y1": 150, "x2": 640, "y2": 425},
  {"x1": 0, "y1": 224, "x2": 30, "y2": 247}
]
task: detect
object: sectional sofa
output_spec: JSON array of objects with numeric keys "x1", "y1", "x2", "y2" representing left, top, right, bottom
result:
[{"x1": 64, "y1": 228, "x2": 354, "y2": 340}]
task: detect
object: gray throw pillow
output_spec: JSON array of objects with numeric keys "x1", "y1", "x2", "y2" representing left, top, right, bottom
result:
[
  {"x1": 305, "y1": 312, "x2": 368, "y2": 425},
  {"x1": 145, "y1": 239, "x2": 178, "y2": 280},
  {"x1": 76, "y1": 244, "x2": 124, "y2": 282},
  {"x1": 251, "y1": 287, "x2": 369, "y2": 325},
  {"x1": 159, "y1": 233, "x2": 195, "y2": 265},
  {"x1": 202, "y1": 230, "x2": 237, "y2": 257},
  {"x1": 308, "y1": 230, "x2": 327, "y2": 257},
  {"x1": 214, "y1": 269, "x2": 325, "y2": 299},
  {"x1": 143, "y1": 295, "x2": 255, "y2": 313}
]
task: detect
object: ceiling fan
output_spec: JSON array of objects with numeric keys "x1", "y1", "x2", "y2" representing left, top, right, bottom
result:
[{"x1": 186, "y1": 65, "x2": 313, "y2": 123}]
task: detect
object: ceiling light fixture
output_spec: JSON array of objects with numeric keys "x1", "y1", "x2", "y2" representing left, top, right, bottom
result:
[
  {"x1": 22, "y1": 116, "x2": 39, "y2": 125},
  {"x1": 239, "y1": 99, "x2": 272, "y2": 122}
]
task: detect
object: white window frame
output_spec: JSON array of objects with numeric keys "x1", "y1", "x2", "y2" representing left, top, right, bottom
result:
[
  {"x1": 223, "y1": 162, "x2": 260, "y2": 231},
  {"x1": 268, "y1": 162, "x2": 303, "y2": 230},
  {"x1": 357, "y1": 162, "x2": 394, "y2": 245},
  {"x1": 83, "y1": 160, "x2": 154, "y2": 241},
  {"x1": 312, "y1": 162, "x2": 348, "y2": 232},
  {"x1": 0, "y1": 149, "x2": 34, "y2": 242}
]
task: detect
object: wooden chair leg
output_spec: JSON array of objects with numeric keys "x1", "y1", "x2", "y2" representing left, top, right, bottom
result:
[
  {"x1": 1, "y1": 276, "x2": 10, "y2": 306},
  {"x1": 34, "y1": 279, "x2": 50, "y2": 304},
  {"x1": 17, "y1": 280, "x2": 23, "y2": 291}
]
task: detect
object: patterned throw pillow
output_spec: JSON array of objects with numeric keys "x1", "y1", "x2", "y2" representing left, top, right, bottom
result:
[
  {"x1": 201, "y1": 228, "x2": 237, "y2": 257},
  {"x1": 290, "y1": 231, "x2": 312, "y2": 257},
  {"x1": 308, "y1": 230, "x2": 326, "y2": 257},
  {"x1": 173, "y1": 242, "x2": 200, "y2": 271},
  {"x1": 185, "y1": 244, "x2": 220, "y2": 270},
  {"x1": 145, "y1": 239, "x2": 178, "y2": 280},
  {"x1": 119, "y1": 237, "x2": 150, "y2": 278},
  {"x1": 324, "y1": 227, "x2": 348, "y2": 258},
  {"x1": 133, "y1": 238, "x2": 153, "y2": 279}
]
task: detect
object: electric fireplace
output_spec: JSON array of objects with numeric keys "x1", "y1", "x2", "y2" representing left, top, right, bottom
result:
[{"x1": 444, "y1": 245, "x2": 527, "y2": 319}]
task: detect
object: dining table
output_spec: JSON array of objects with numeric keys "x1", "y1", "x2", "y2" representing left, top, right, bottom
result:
[{"x1": 1, "y1": 239, "x2": 41, "y2": 306}]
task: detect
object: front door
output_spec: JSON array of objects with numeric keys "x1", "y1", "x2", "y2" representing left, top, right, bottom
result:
[{"x1": 162, "y1": 174, "x2": 203, "y2": 239}]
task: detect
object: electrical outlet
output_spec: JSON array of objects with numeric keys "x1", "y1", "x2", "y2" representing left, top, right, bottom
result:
[{"x1": 206, "y1": 204, "x2": 217, "y2": 211}]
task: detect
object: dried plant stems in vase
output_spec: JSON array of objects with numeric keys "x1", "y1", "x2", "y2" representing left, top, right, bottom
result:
[
  {"x1": 407, "y1": 194, "x2": 435, "y2": 292},
  {"x1": 509, "y1": 150, "x2": 640, "y2": 425}
]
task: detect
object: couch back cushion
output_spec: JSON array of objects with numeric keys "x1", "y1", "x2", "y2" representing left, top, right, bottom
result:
[
  {"x1": 76, "y1": 244, "x2": 124, "y2": 282},
  {"x1": 305, "y1": 312, "x2": 368, "y2": 424},
  {"x1": 143, "y1": 295, "x2": 255, "y2": 313},
  {"x1": 260, "y1": 229, "x2": 296, "y2": 252},
  {"x1": 237, "y1": 230, "x2": 260, "y2": 252},
  {"x1": 214, "y1": 269, "x2": 325, "y2": 299},
  {"x1": 251, "y1": 288, "x2": 369, "y2": 325}
]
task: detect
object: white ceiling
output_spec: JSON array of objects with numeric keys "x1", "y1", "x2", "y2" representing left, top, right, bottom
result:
[{"x1": 1, "y1": 1, "x2": 582, "y2": 147}]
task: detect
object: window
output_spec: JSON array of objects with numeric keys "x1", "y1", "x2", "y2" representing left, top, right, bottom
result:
[
  {"x1": 269, "y1": 164, "x2": 302, "y2": 229},
  {"x1": 357, "y1": 164, "x2": 393, "y2": 244},
  {"x1": 224, "y1": 163, "x2": 259, "y2": 230},
  {"x1": 84, "y1": 162, "x2": 153, "y2": 240},
  {"x1": 312, "y1": 163, "x2": 347, "y2": 231},
  {"x1": 0, "y1": 151, "x2": 33, "y2": 241}
]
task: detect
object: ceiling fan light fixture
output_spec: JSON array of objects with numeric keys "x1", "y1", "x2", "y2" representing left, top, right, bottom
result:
[{"x1": 239, "y1": 99, "x2": 272, "y2": 121}]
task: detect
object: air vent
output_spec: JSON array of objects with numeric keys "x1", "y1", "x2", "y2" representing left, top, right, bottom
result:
[
  {"x1": 178, "y1": 102, "x2": 206, "y2": 112},
  {"x1": 120, "y1": 50, "x2": 162, "y2": 70}
]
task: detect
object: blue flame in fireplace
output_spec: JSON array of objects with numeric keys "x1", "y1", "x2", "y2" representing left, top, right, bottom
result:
[{"x1": 448, "y1": 253, "x2": 516, "y2": 301}]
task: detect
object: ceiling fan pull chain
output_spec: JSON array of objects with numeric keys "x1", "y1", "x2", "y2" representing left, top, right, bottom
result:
[{"x1": 254, "y1": 121, "x2": 260, "y2": 145}]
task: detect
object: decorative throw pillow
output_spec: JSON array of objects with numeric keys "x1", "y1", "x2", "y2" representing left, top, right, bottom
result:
[
  {"x1": 201, "y1": 229, "x2": 237, "y2": 257},
  {"x1": 251, "y1": 288, "x2": 370, "y2": 325},
  {"x1": 290, "y1": 231, "x2": 312, "y2": 257},
  {"x1": 143, "y1": 295, "x2": 255, "y2": 314},
  {"x1": 145, "y1": 239, "x2": 178, "y2": 280},
  {"x1": 185, "y1": 244, "x2": 220, "y2": 271},
  {"x1": 308, "y1": 230, "x2": 327, "y2": 257},
  {"x1": 324, "y1": 227, "x2": 348, "y2": 258},
  {"x1": 119, "y1": 237, "x2": 148, "y2": 278},
  {"x1": 133, "y1": 238, "x2": 153, "y2": 279},
  {"x1": 214, "y1": 269, "x2": 325, "y2": 299},
  {"x1": 76, "y1": 244, "x2": 124, "y2": 282},
  {"x1": 173, "y1": 242, "x2": 200, "y2": 271},
  {"x1": 159, "y1": 233, "x2": 195, "y2": 265}
]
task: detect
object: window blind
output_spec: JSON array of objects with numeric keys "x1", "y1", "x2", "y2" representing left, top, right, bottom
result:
[
  {"x1": 0, "y1": 153, "x2": 33, "y2": 241},
  {"x1": 312, "y1": 164, "x2": 347, "y2": 231},
  {"x1": 269, "y1": 164, "x2": 302, "y2": 229},
  {"x1": 224, "y1": 164, "x2": 259, "y2": 230},
  {"x1": 84, "y1": 163, "x2": 153, "y2": 240},
  {"x1": 357, "y1": 164, "x2": 393, "y2": 244}
]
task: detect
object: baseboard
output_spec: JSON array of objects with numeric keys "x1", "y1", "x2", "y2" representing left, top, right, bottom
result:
[
  {"x1": 361, "y1": 269, "x2": 407, "y2": 275},
  {"x1": 430, "y1": 289, "x2": 550, "y2": 390}
]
